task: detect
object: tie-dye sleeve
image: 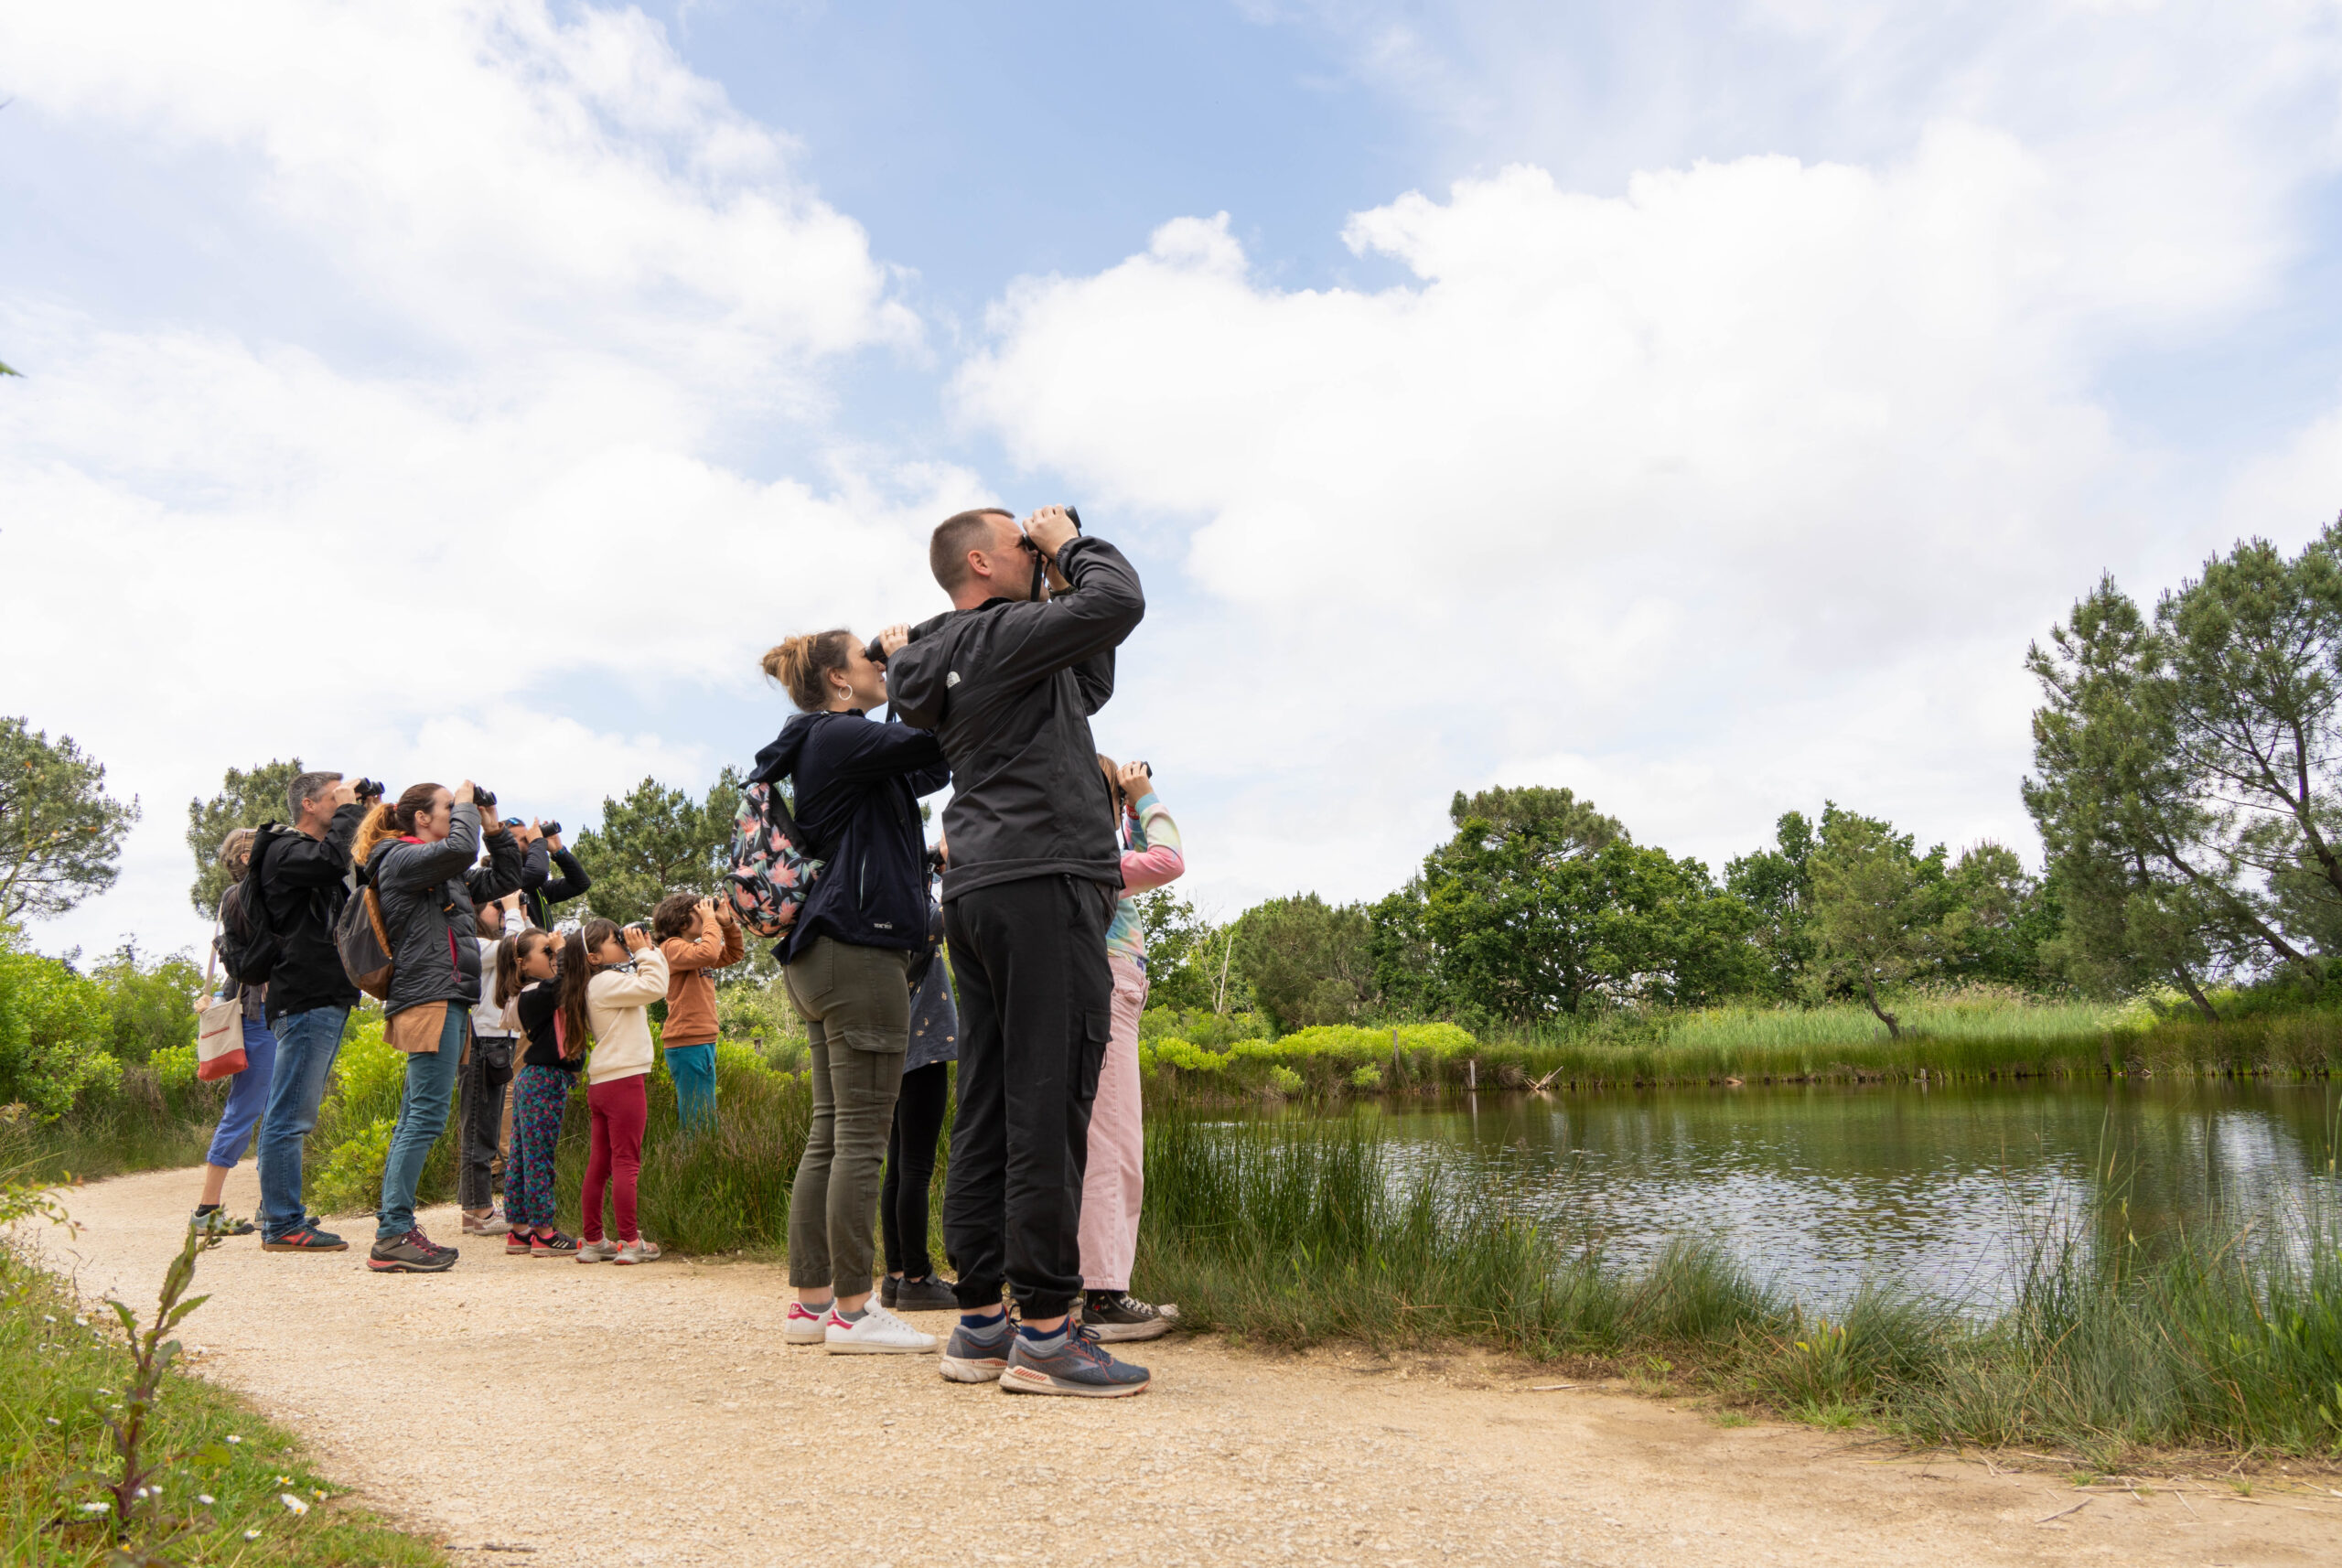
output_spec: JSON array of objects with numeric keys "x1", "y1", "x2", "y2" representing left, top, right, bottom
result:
[{"x1": 1118, "y1": 793, "x2": 1185, "y2": 893}]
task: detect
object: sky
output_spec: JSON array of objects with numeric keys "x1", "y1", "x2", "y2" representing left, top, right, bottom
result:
[{"x1": 5, "y1": 0, "x2": 2342, "y2": 964}]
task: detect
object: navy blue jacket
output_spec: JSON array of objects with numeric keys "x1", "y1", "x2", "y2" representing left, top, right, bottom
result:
[{"x1": 751, "y1": 709, "x2": 949, "y2": 960}]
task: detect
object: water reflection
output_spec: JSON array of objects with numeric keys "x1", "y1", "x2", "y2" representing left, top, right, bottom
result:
[{"x1": 1272, "y1": 1079, "x2": 2340, "y2": 1310}]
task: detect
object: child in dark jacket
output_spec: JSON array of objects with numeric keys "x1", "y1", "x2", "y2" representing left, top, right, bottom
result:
[{"x1": 502, "y1": 929, "x2": 579, "y2": 1257}]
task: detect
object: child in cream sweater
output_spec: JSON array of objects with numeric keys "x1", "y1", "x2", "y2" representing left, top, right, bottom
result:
[{"x1": 556, "y1": 918, "x2": 671, "y2": 1264}]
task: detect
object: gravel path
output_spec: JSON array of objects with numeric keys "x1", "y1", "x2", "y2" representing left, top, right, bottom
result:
[{"x1": 24, "y1": 1165, "x2": 2338, "y2": 1567}]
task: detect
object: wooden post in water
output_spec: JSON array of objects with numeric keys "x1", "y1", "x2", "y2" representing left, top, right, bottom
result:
[{"x1": 1466, "y1": 1057, "x2": 1477, "y2": 1092}]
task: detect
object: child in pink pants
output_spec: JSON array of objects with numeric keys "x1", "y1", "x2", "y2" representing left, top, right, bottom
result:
[{"x1": 1079, "y1": 757, "x2": 1184, "y2": 1342}]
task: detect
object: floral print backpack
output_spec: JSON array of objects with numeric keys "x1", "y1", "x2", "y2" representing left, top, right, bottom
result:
[{"x1": 722, "y1": 779, "x2": 824, "y2": 939}]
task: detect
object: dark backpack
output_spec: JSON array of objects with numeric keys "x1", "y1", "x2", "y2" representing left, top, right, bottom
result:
[
  {"x1": 219, "y1": 824, "x2": 294, "y2": 984},
  {"x1": 722, "y1": 779, "x2": 824, "y2": 939},
  {"x1": 334, "y1": 880, "x2": 397, "y2": 999}
]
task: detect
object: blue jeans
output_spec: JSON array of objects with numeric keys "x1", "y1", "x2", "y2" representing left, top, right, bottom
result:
[
  {"x1": 667, "y1": 1042, "x2": 717, "y2": 1135},
  {"x1": 203, "y1": 1016, "x2": 279, "y2": 1169},
  {"x1": 255, "y1": 1006, "x2": 350, "y2": 1240},
  {"x1": 377, "y1": 1006, "x2": 467, "y2": 1240}
]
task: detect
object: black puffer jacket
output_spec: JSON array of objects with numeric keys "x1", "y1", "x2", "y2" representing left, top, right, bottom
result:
[
  {"x1": 886, "y1": 534, "x2": 1144, "y2": 900},
  {"x1": 364, "y1": 804, "x2": 528, "y2": 1017},
  {"x1": 751, "y1": 709, "x2": 949, "y2": 960}
]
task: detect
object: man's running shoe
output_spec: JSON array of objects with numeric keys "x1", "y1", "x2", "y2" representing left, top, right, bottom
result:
[
  {"x1": 783, "y1": 1302, "x2": 830, "y2": 1345},
  {"x1": 1001, "y1": 1326, "x2": 1151, "y2": 1398},
  {"x1": 939, "y1": 1316, "x2": 1015, "y2": 1383},
  {"x1": 1082, "y1": 1293, "x2": 1177, "y2": 1343},
  {"x1": 369, "y1": 1228, "x2": 456, "y2": 1273},
  {"x1": 824, "y1": 1302, "x2": 937, "y2": 1355},
  {"x1": 261, "y1": 1223, "x2": 348, "y2": 1252}
]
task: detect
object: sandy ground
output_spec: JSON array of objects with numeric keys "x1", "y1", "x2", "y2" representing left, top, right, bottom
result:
[{"x1": 22, "y1": 1165, "x2": 2342, "y2": 1568}]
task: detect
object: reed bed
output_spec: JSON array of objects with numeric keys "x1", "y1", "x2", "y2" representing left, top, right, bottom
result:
[
  {"x1": 1138, "y1": 1112, "x2": 2342, "y2": 1460},
  {"x1": 1138, "y1": 991, "x2": 2342, "y2": 1102}
]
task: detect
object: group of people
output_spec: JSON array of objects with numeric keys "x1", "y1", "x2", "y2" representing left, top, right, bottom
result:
[{"x1": 197, "y1": 504, "x2": 1182, "y2": 1398}]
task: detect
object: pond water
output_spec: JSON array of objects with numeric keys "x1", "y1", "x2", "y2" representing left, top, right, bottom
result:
[{"x1": 1272, "y1": 1079, "x2": 2340, "y2": 1311}]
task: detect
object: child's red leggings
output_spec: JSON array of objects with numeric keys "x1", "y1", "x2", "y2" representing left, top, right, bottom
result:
[{"x1": 583, "y1": 1075, "x2": 648, "y2": 1243}]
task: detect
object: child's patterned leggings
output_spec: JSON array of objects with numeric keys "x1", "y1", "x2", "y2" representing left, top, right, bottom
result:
[{"x1": 507, "y1": 1064, "x2": 572, "y2": 1230}]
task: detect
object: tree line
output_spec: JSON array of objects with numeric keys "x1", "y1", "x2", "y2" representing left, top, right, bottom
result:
[{"x1": 3, "y1": 515, "x2": 2337, "y2": 1069}]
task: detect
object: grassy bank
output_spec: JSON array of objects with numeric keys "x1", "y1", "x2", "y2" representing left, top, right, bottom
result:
[
  {"x1": 1137, "y1": 989, "x2": 2342, "y2": 1101},
  {"x1": 0, "y1": 1227, "x2": 443, "y2": 1565},
  {"x1": 1137, "y1": 1113, "x2": 2342, "y2": 1461}
]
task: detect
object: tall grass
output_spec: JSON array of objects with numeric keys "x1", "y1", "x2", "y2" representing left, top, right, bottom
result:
[{"x1": 1139, "y1": 1112, "x2": 2342, "y2": 1459}]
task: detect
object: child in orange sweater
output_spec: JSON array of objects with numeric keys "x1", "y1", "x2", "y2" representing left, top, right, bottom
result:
[{"x1": 653, "y1": 893, "x2": 745, "y2": 1135}]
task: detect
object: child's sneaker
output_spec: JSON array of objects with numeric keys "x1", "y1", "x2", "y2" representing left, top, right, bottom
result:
[
  {"x1": 531, "y1": 1230, "x2": 579, "y2": 1258},
  {"x1": 783, "y1": 1302, "x2": 831, "y2": 1345},
  {"x1": 1001, "y1": 1326, "x2": 1150, "y2": 1398},
  {"x1": 505, "y1": 1230, "x2": 536, "y2": 1255},
  {"x1": 575, "y1": 1239, "x2": 618, "y2": 1263},
  {"x1": 611, "y1": 1239, "x2": 662, "y2": 1266},
  {"x1": 824, "y1": 1302, "x2": 938, "y2": 1355},
  {"x1": 940, "y1": 1315, "x2": 1015, "y2": 1383}
]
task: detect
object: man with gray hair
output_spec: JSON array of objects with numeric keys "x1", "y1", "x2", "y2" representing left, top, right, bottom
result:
[{"x1": 249, "y1": 768, "x2": 368, "y2": 1251}]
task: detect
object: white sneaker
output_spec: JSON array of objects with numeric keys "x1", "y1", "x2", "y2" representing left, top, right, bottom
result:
[
  {"x1": 823, "y1": 1301, "x2": 939, "y2": 1355},
  {"x1": 575, "y1": 1240, "x2": 618, "y2": 1263},
  {"x1": 783, "y1": 1302, "x2": 830, "y2": 1345}
]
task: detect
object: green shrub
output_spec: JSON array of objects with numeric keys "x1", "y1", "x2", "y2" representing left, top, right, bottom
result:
[
  {"x1": 1266, "y1": 1065, "x2": 1304, "y2": 1096},
  {"x1": 1348, "y1": 1064, "x2": 1382, "y2": 1090},
  {"x1": 0, "y1": 935, "x2": 121, "y2": 1118},
  {"x1": 1139, "y1": 1037, "x2": 1227, "y2": 1074},
  {"x1": 89, "y1": 943, "x2": 204, "y2": 1064}
]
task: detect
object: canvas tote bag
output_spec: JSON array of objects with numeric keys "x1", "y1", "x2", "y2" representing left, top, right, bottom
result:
[{"x1": 195, "y1": 924, "x2": 249, "y2": 1081}]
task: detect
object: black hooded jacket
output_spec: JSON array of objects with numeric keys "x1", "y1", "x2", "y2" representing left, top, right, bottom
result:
[
  {"x1": 885, "y1": 534, "x2": 1144, "y2": 901},
  {"x1": 750, "y1": 709, "x2": 949, "y2": 960},
  {"x1": 250, "y1": 801, "x2": 369, "y2": 1024}
]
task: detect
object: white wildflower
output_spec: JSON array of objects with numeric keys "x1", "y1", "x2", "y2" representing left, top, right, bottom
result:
[
  {"x1": 81, "y1": 1502, "x2": 109, "y2": 1513},
  {"x1": 198, "y1": 1494, "x2": 216, "y2": 1506},
  {"x1": 278, "y1": 1493, "x2": 308, "y2": 1516}
]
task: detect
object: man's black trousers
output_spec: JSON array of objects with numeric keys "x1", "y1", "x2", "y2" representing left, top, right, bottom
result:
[{"x1": 941, "y1": 873, "x2": 1115, "y2": 1319}]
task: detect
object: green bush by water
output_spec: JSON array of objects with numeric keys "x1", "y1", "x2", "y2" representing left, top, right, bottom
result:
[{"x1": 1133, "y1": 985, "x2": 2342, "y2": 1101}]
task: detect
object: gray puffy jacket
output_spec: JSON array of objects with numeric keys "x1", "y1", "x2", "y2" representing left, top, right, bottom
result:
[{"x1": 364, "y1": 803, "x2": 528, "y2": 1017}]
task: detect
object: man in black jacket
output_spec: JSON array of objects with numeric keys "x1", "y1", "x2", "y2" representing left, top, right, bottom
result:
[
  {"x1": 886, "y1": 504, "x2": 1148, "y2": 1396},
  {"x1": 249, "y1": 769, "x2": 368, "y2": 1252},
  {"x1": 515, "y1": 822, "x2": 591, "y2": 929}
]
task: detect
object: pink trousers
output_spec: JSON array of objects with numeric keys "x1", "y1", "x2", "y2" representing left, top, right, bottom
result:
[{"x1": 1079, "y1": 952, "x2": 1148, "y2": 1291}]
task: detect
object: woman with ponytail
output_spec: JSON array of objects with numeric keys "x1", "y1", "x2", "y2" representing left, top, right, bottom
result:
[
  {"x1": 358, "y1": 780, "x2": 527, "y2": 1274},
  {"x1": 753, "y1": 626, "x2": 951, "y2": 1353}
]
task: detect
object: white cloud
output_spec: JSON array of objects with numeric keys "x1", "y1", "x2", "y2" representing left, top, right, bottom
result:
[
  {"x1": 0, "y1": 2, "x2": 962, "y2": 961},
  {"x1": 956, "y1": 65, "x2": 2340, "y2": 911}
]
